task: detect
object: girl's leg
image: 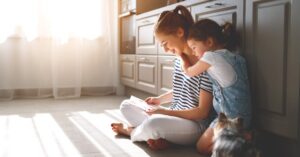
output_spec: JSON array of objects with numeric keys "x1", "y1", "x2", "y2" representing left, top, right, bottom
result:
[
  {"x1": 196, "y1": 127, "x2": 214, "y2": 155},
  {"x1": 130, "y1": 114, "x2": 205, "y2": 145}
]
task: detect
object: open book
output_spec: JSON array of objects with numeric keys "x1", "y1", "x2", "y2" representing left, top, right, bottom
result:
[{"x1": 129, "y1": 96, "x2": 159, "y2": 111}]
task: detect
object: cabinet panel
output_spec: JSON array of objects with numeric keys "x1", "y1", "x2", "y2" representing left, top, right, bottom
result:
[
  {"x1": 245, "y1": 0, "x2": 299, "y2": 139},
  {"x1": 136, "y1": 15, "x2": 158, "y2": 54},
  {"x1": 135, "y1": 55, "x2": 158, "y2": 94},
  {"x1": 158, "y1": 56, "x2": 175, "y2": 95},
  {"x1": 120, "y1": 55, "x2": 136, "y2": 88},
  {"x1": 192, "y1": 0, "x2": 236, "y2": 23}
]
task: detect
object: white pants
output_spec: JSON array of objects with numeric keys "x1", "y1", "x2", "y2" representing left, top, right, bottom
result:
[{"x1": 120, "y1": 100, "x2": 206, "y2": 145}]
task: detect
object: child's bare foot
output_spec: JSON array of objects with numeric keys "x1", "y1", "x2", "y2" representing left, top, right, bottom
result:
[
  {"x1": 147, "y1": 138, "x2": 170, "y2": 150},
  {"x1": 111, "y1": 123, "x2": 133, "y2": 136}
]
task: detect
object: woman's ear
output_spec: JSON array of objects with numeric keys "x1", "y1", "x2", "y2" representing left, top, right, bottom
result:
[{"x1": 176, "y1": 27, "x2": 185, "y2": 38}]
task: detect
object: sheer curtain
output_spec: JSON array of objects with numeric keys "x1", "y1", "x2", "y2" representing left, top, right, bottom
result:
[{"x1": 0, "y1": 0, "x2": 119, "y2": 100}]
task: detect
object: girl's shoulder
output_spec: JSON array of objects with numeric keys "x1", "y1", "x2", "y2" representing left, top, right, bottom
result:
[
  {"x1": 202, "y1": 49, "x2": 228, "y2": 62},
  {"x1": 204, "y1": 49, "x2": 229, "y2": 57},
  {"x1": 212, "y1": 49, "x2": 230, "y2": 54},
  {"x1": 213, "y1": 49, "x2": 244, "y2": 58}
]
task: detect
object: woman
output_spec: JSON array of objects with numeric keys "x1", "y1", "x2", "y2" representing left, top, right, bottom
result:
[{"x1": 111, "y1": 5, "x2": 216, "y2": 152}]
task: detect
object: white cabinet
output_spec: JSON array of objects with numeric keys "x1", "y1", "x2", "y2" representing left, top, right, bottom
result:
[
  {"x1": 136, "y1": 15, "x2": 158, "y2": 54},
  {"x1": 120, "y1": 55, "x2": 136, "y2": 88},
  {"x1": 121, "y1": 54, "x2": 175, "y2": 95},
  {"x1": 135, "y1": 55, "x2": 158, "y2": 94},
  {"x1": 158, "y1": 56, "x2": 175, "y2": 95}
]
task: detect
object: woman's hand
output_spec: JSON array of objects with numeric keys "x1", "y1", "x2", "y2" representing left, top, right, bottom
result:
[{"x1": 145, "y1": 97, "x2": 161, "y2": 106}]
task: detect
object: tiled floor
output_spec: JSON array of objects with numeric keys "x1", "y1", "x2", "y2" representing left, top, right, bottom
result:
[{"x1": 0, "y1": 96, "x2": 207, "y2": 157}]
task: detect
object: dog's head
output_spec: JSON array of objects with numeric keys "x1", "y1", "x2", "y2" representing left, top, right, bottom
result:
[{"x1": 214, "y1": 113, "x2": 244, "y2": 137}]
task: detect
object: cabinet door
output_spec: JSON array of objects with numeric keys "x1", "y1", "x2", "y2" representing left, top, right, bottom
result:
[
  {"x1": 158, "y1": 56, "x2": 175, "y2": 95},
  {"x1": 245, "y1": 0, "x2": 299, "y2": 139},
  {"x1": 136, "y1": 15, "x2": 158, "y2": 54},
  {"x1": 120, "y1": 55, "x2": 136, "y2": 88},
  {"x1": 135, "y1": 55, "x2": 158, "y2": 94},
  {"x1": 191, "y1": 0, "x2": 244, "y2": 52}
]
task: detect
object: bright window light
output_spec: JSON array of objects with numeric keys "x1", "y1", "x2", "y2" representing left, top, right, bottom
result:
[{"x1": 0, "y1": 0, "x2": 104, "y2": 42}]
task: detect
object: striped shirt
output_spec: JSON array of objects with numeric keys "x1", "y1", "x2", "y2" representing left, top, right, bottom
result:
[{"x1": 170, "y1": 58, "x2": 213, "y2": 110}]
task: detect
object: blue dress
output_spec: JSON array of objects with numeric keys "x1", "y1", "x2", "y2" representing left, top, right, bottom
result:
[{"x1": 208, "y1": 50, "x2": 252, "y2": 129}]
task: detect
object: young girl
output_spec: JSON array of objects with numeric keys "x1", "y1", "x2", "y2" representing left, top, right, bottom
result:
[{"x1": 181, "y1": 19, "x2": 252, "y2": 129}]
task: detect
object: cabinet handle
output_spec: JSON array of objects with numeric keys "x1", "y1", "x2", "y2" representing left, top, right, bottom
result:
[
  {"x1": 205, "y1": 2, "x2": 225, "y2": 8},
  {"x1": 139, "y1": 57, "x2": 146, "y2": 61},
  {"x1": 141, "y1": 20, "x2": 150, "y2": 24},
  {"x1": 119, "y1": 10, "x2": 136, "y2": 18},
  {"x1": 139, "y1": 57, "x2": 150, "y2": 62},
  {"x1": 122, "y1": 57, "x2": 131, "y2": 61},
  {"x1": 165, "y1": 59, "x2": 174, "y2": 63}
]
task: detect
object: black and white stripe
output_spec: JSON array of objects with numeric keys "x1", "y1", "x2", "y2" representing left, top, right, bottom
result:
[{"x1": 170, "y1": 58, "x2": 213, "y2": 110}]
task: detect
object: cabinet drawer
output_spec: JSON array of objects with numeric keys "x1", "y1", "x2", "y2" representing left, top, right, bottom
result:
[
  {"x1": 135, "y1": 55, "x2": 158, "y2": 94},
  {"x1": 120, "y1": 55, "x2": 136, "y2": 88},
  {"x1": 136, "y1": 15, "x2": 158, "y2": 55},
  {"x1": 191, "y1": 0, "x2": 237, "y2": 24},
  {"x1": 158, "y1": 56, "x2": 176, "y2": 95}
]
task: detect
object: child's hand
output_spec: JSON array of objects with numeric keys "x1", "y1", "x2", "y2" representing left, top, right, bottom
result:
[
  {"x1": 145, "y1": 97, "x2": 160, "y2": 106},
  {"x1": 179, "y1": 53, "x2": 191, "y2": 71},
  {"x1": 179, "y1": 53, "x2": 189, "y2": 61}
]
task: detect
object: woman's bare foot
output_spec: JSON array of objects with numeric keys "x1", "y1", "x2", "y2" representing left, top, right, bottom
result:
[
  {"x1": 111, "y1": 123, "x2": 133, "y2": 136},
  {"x1": 147, "y1": 138, "x2": 170, "y2": 150}
]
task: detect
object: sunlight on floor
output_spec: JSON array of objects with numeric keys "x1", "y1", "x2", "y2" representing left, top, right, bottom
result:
[
  {"x1": 0, "y1": 96, "x2": 203, "y2": 157},
  {"x1": 0, "y1": 109, "x2": 151, "y2": 157}
]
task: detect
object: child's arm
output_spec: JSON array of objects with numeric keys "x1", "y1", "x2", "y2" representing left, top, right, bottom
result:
[{"x1": 180, "y1": 54, "x2": 211, "y2": 77}]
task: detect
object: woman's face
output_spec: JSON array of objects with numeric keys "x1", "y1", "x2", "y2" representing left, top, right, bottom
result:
[{"x1": 155, "y1": 31, "x2": 185, "y2": 56}]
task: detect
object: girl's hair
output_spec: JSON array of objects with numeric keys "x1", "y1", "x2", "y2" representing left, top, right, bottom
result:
[
  {"x1": 187, "y1": 19, "x2": 238, "y2": 51},
  {"x1": 154, "y1": 5, "x2": 194, "y2": 39}
]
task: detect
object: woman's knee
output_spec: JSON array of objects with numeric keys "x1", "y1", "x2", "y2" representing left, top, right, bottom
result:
[
  {"x1": 144, "y1": 115, "x2": 163, "y2": 129},
  {"x1": 142, "y1": 115, "x2": 168, "y2": 135}
]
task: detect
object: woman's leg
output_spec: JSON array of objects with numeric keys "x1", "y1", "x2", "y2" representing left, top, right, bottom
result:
[
  {"x1": 196, "y1": 127, "x2": 214, "y2": 155},
  {"x1": 130, "y1": 114, "x2": 206, "y2": 145},
  {"x1": 111, "y1": 99, "x2": 149, "y2": 135},
  {"x1": 119, "y1": 99, "x2": 150, "y2": 127},
  {"x1": 111, "y1": 123, "x2": 133, "y2": 136}
]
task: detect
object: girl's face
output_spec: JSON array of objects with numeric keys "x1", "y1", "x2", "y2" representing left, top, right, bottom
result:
[
  {"x1": 155, "y1": 29, "x2": 186, "y2": 56},
  {"x1": 187, "y1": 38, "x2": 211, "y2": 59}
]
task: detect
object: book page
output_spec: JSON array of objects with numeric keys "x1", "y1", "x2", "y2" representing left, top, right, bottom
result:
[{"x1": 129, "y1": 96, "x2": 159, "y2": 111}]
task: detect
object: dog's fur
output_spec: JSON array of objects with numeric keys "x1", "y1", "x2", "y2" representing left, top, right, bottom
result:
[{"x1": 212, "y1": 113, "x2": 261, "y2": 157}]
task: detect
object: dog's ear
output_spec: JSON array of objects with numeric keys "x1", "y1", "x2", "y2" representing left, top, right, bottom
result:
[
  {"x1": 234, "y1": 117, "x2": 244, "y2": 129},
  {"x1": 218, "y1": 112, "x2": 227, "y2": 122}
]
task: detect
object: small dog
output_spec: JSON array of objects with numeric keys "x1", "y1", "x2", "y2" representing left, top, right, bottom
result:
[{"x1": 212, "y1": 113, "x2": 261, "y2": 157}]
